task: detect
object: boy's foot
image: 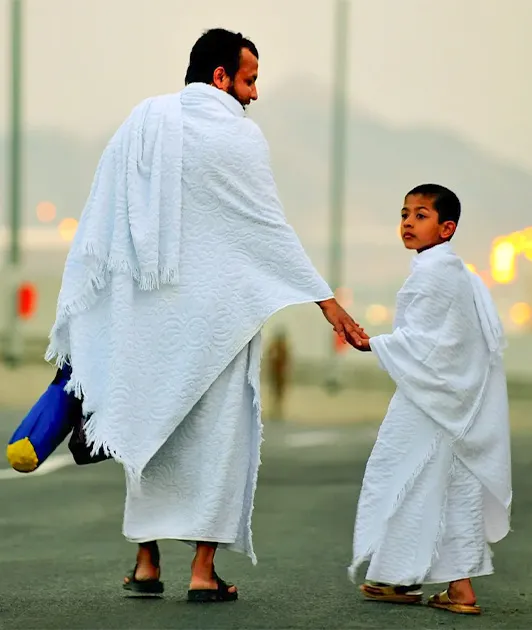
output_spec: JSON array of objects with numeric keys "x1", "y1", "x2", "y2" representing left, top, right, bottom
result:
[
  {"x1": 428, "y1": 590, "x2": 481, "y2": 615},
  {"x1": 360, "y1": 582, "x2": 423, "y2": 604},
  {"x1": 448, "y1": 579, "x2": 477, "y2": 605},
  {"x1": 428, "y1": 578, "x2": 480, "y2": 614}
]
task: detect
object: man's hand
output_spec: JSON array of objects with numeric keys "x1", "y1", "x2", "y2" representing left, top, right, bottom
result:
[{"x1": 317, "y1": 298, "x2": 368, "y2": 348}]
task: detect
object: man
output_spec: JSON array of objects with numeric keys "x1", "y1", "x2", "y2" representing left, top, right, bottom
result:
[{"x1": 47, "y1": 28, "x2": 365, "y2": 602}]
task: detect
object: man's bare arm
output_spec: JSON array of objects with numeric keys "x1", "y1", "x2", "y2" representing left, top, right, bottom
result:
[{"x1": 316, "y1": 298, "x2": 369, "y2": 348}]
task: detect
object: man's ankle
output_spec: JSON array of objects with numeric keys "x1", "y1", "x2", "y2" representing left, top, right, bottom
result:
[{"x1": 137, "y1": 542, "x2": 160, "y2": 568}]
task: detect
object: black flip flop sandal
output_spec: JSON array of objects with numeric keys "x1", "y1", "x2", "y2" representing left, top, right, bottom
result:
[
  {"x1": 123, "y1": 543, "x2": 164, "y2": 597},
  {"x1": 123, "y1": 566, "x2": 164, "y2": 596},
  {"x1": 187, "y1": 571, "x2": 238, "y2": 603}
]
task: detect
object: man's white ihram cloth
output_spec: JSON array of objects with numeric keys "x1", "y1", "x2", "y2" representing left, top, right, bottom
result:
[
  {"x1": 46, "y1": 83, "x2": 333, "y2": 562},
  {"x1": 349, "y1": 243, "x2": 512, "y2": 584}
]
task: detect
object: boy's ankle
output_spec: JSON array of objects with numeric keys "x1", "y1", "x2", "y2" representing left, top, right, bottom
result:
[{"x1": 448, "y1": 579, "x2": 476, "y2": 605}]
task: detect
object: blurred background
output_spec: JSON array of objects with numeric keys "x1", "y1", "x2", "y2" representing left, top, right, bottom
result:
[
  {"x1": 1, "y1": 4, "x2": 532, "y2": 628},
  {"x1": 1, "y1": 0, "x2": 531, "y2": 410}
]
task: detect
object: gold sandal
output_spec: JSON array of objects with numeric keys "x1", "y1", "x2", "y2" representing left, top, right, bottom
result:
[
  {"x1": 360, "y1": 582, "x2": 423, "y2": 604},
  {"x1": 428, "y1": 590, "x2": 481, "y2": 615}
]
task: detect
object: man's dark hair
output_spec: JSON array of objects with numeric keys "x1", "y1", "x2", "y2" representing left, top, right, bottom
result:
[
  {"x1": 185, "y1": 28, "x2": 259, "y2": 85},
  {"x1": 407, "y1": 183, "x2": 461, "y2": 226}
]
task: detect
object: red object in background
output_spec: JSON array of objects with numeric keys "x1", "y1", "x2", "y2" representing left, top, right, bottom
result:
[
  {"x1": 18, "y1": 283, "x2": 38, "y2": 319},
  {"x1": 334, "y1": 331, "x2": 349, "y2": 354}
]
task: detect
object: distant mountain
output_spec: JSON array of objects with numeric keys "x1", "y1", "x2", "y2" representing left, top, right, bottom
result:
[
  {"x1": 1, "y1": 75, "x2": 531, "y2": 294},
  {"x1": 251, "y1": 76, "x2": 532, "y2": 283}
]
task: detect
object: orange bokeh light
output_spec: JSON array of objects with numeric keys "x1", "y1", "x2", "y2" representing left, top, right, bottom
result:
[
  {"x1": 36, "y1": 201, "x2": 57, "y2": 223},
  {"x1": 58, "y1": 218, "x2": 79, "y2": 242}
]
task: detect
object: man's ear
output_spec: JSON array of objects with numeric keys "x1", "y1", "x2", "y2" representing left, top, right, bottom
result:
[{"x1": 212, "y1": 66, "x2": 229, "y2": 90}]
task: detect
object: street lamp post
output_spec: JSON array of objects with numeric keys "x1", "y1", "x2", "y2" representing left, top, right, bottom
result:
[
  {"x1": 4, "y1": 0, "x2": 24, "y2": 366},
  {"x1": 326, "y1": 0, "x2": 349, "y2": 391}
]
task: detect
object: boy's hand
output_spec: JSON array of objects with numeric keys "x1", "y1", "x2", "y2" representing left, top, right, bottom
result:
[{"x1": 355, "y1": 338, "x2": 372, "y2": 352}]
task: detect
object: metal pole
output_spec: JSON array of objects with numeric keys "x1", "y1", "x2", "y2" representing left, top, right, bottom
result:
[
  {"x1": 329, "y1": 0, "x2": 349, "y2": 302},
  {"x1": 326, "y1": 0, "x2": 349, "y2": 390},
  {"x1": 4, "y1": 0, "x2": 23, "y2": 366}
]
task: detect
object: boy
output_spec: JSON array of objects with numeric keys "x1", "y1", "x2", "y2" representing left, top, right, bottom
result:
[{"x1": 349, "y1": 184, "x2": 512, "y2": 615}]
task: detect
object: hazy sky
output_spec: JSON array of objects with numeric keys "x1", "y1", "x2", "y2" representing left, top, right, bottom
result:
[{"x1": 0, "y1": 0, "x2": 531, "y2": 172}]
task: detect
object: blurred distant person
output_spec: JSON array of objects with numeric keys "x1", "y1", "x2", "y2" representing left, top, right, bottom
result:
[
  {"x1": 349, "y1": 184, "x2": 511, "y2": 615},
  {"x1": 266, "y1": 328, "x2": 291, "y2": 420},
  {"x1": 46, "y1": 28, "x2": 365, "y2": 602}
]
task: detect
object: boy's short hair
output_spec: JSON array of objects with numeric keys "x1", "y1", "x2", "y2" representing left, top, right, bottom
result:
[{"x1": 407, "y1": 183, "x2": 461, "y2": 226}]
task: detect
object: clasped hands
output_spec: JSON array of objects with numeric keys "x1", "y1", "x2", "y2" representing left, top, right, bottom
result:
[{"x1": 317, "y1": 298, "x2": 371, "y2": 352}]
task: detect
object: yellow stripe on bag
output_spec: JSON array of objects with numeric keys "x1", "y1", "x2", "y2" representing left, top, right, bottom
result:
[{"x1": 6, "y1": 438, "x2": 39, "y2": 472}]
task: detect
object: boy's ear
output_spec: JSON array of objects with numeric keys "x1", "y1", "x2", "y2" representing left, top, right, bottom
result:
[{"x1": 440, "y1": 220, "x2": 456, "y2": 240}]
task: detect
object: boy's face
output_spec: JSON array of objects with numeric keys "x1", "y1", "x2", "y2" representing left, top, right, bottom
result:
[{"x1": 400, "y1": 194, "x2": 456, "y2": 252}]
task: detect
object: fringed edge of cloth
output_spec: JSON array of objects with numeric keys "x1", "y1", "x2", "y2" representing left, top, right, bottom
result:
[
  {"x1": 348, "y1": 431, "x2": 443, "y2": 584},
  {"x1": 242, "y1": 338, "x2": 264, "y2": 566},
  {"x1": 44, "y1": 240, "x2": 181, "y2": 485},
  {"x1": 45, "y1": 239, "x2": 180, "y2": 365},
  {"x1": 46, "y1": 292, "x2": 331, "y2": 495}
]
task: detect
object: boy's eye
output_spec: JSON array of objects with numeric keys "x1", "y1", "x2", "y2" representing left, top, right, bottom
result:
[
  {"x1": 401, "y1": 213, "x2": 407, "y2": 220},
  {"x1": 416, "y1": 214, "x2": 426, "y2": 220}
]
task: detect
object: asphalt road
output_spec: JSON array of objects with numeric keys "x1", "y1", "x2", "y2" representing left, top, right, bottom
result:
[{"x1": 1, "y1": 404, "x2": 532, "y2": 629}]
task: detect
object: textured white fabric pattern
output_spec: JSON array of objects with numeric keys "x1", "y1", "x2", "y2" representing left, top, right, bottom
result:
[
  {"x1": 46, "y1": 82, "x2": 333, "y2": 491},
  {"x1": 361, "y1": 404, "x2": 494, "y2": 585},
  {"x1": 427, "y1": 456, "x2": 493, "y2": 584},
  {"x1": 123, "y1": 336, "x2": 263, "y2": 562},
  {"x1": 349, "y1": 242, "x2": 511, "y2": 584}
]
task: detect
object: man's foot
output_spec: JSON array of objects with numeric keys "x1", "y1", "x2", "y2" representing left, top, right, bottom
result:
[
  {"x1": 123, "y1": 542, "x2": 164, "y2": 596},
  {"x1": 187, "y1": 543, "x2": 237, "y2": 602},
  {"x1": 188, "y1": 572, "x2": 238, "y2": 603}
]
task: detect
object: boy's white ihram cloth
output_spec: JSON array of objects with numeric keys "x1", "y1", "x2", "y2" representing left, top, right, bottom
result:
[
  {"x1": 349, "y1": 242, "x2": 511, "y2": 584},
  {"x1": 46, "y1": 83, "x2": 332, "y2": 562}
]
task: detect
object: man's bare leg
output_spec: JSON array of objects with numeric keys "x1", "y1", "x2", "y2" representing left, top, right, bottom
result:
[
  {"x1": 123, "y1": 541, "x2": 160, "y2": 584},
  {"x1": 189, "y1": 542, "x2": 237, "y2": 594}
]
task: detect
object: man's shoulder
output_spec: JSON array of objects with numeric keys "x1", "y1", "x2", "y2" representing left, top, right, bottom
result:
[
  {"x1": 224, "y1": 116, "x2": 270, "y2": 155},
  {"x1": 141, "y1": 92, "x2": 182, "y2": 113},
  {"x1": 242, "y1": 116, "x2": 267, "y2": 141}
]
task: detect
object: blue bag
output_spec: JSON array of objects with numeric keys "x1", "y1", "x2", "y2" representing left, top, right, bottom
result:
[{"x1": 6, "y1": 365, "x2": 81, "y2": 473}]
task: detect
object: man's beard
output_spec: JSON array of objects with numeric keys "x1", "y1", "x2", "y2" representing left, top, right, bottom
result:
[{"x1": 228, "y1": 84, "x2": 248, "y2": 110}]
